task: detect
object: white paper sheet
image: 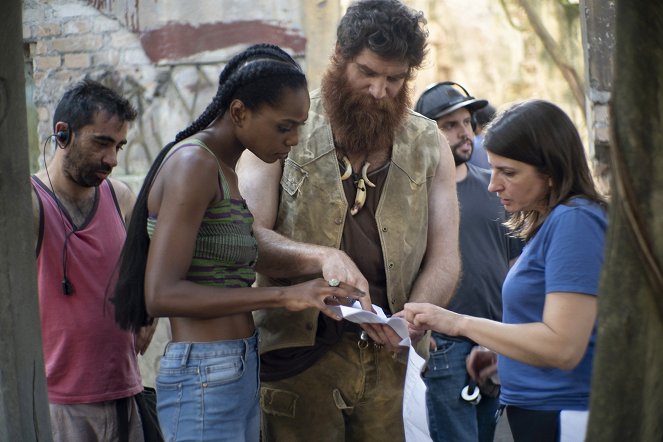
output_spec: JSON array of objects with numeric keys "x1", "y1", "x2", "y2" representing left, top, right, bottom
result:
[
  {"x1": 403, "y1": 348, "x2": 433, "y2": 442},
  {"x1": 329, "y1": 303, "x2": 433, "y2": 442},
  {"x1": 560, "y1": 410, "x2": 589, "y2": 442}
]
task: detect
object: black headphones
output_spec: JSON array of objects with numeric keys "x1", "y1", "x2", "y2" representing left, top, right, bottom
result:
[
  {"x1": 437, "y1": 80, "x2": 472, "y2": 96},
  {"x1": 55, "y1": 124, "x2": 71, "y2": 147},
  {"x1": 437, "y1": 81, "x2": 478, "y2": 131}
]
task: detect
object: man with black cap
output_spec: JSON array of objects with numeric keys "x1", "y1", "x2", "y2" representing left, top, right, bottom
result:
[{"x1": 415, "y1": 82, "x2": 523, "y2": 442}]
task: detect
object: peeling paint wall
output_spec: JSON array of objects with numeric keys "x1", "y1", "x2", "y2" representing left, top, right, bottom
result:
[
  {"x1": 94, "y1": 0, "x2": 306, "y2": 63},
  {"x1": 91, "y1": 0, "x2": 307, "y2": 63}
]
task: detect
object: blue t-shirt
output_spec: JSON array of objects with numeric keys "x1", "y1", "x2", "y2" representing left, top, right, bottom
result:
[{"x1": 498, "y1": 197, "x2": 607, "y2": 411}]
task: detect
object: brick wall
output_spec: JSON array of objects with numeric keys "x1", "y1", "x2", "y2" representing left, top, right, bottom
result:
[
  {"x1": 21, "y1": 0, "x2": 307, "y2": 191},
  {"x1": 23, "y1": 0, "x2": 158, "y2": 186},
  {"x1": 23, "y1": 1, "x2": 152, "y2": 142}
]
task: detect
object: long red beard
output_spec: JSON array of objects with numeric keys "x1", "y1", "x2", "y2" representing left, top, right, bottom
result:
[{"x1": 321, "y1": 58, "x2": 410, "y2": 155}]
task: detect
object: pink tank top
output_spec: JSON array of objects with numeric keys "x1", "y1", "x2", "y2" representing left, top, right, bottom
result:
[{"x1": 32, "y1": 176, "x2": 142, "y2": 404}]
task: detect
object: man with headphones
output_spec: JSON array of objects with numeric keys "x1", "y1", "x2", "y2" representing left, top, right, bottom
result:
[
  {"x1": 415, "y1": 82, "x2": 523, "y2": 442},
  {"x1": 31, "y1": 79, "x2": 146, "y2": 441}
]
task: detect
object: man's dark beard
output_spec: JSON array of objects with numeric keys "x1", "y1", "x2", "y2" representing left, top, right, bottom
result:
[
  {"x1": 63, "y1": 140, "x2": 112, "y2": 187},
  {"x1": 450, "y1": 138, "x2": 474, "y2": 166},
  {"x1": 321, "y1": 58, "x2": 410, "y2": 156}
]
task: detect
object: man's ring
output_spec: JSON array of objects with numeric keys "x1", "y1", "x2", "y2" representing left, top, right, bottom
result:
[{"x1": 328, "y1": 278, "x2": 340, "y2": 287}]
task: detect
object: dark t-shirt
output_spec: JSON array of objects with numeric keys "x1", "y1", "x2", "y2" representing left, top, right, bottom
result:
[
  {"x1": 260, "y1": 162, "x2": 390, "y2": 382},
  {"x1": 446, "y1": 163, "x2": 523, "y2": 320}
]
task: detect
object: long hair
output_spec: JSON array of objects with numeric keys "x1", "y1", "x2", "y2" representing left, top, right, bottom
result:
[
  {"x1": 113, "y1": 44, "x2": 307, "y2": 332},
  {"x1": 484, "y1": 99, "x2": 606, "y2": 240}
]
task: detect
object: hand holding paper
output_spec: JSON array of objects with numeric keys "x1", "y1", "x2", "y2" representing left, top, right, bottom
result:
[{"x1": 329, "y1": 302, "x2": 409, "y2": 346}]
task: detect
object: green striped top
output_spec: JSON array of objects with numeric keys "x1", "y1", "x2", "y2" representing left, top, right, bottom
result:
[{"x1": 147, "y1": 140, "x2": 258, "y2": 288}]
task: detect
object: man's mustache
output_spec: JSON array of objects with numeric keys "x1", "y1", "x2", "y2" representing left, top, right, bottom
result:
[{"x1": 451, "y1": 138, "x2": 473, "y2": 150}]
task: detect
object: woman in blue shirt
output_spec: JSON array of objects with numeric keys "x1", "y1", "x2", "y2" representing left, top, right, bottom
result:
[{"x1": 405, "y1": 99, "x2": 607, "y2": 442}]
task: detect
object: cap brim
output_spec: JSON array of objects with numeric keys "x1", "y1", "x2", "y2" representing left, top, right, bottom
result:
[{"x1": 430, "y1": 98, "x2": 488, "y2": 120}]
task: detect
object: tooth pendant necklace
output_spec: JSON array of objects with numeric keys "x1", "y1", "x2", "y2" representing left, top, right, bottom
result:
[{"x1": 339, "y1": 155, "x2": 376, "y2": 215}]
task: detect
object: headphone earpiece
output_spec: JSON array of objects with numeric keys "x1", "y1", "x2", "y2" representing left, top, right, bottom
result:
[{"x1": 55, "y1": 125, "x2": 71, "y2": 147}]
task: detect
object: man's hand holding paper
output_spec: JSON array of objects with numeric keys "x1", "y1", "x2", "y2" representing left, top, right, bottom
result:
[{"x1": 328, "y1": 302, "x2": 410, "y2": 352}]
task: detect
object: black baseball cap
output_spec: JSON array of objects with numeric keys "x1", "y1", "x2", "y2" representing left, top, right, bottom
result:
[{"x1": 415, "y1": 82, "x2": 488, "y2": 120}]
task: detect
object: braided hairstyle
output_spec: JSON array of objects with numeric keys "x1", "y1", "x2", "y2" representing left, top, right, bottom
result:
[{"x1": 113, "y1": 44, "x2": 307, "y2": 332}]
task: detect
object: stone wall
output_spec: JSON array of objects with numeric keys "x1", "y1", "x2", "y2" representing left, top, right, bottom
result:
[{"x1": 23, "y1": 0, "x2": 157, "y2": 186}]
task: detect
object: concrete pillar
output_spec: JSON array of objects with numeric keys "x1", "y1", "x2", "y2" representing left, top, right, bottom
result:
[{"x1": 0, "y1": 0, "x2": 52, "y2": 440}]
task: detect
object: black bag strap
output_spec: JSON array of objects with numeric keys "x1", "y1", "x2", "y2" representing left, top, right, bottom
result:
[
  {"x1": 135, "y1": 387, "x2": 165, "y2": 442},
  {"x1": 116, "y1": 397, "x2": 130, "y2": 442}
]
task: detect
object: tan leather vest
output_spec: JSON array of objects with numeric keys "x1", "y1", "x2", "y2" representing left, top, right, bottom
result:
[{"x1": 255, "y1": 89, "x2": 441, "y2": 354}]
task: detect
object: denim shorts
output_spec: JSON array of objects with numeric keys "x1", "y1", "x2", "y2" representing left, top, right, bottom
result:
[{"x1": 156, "y1": 333, "x2": 259, "y2": 442}]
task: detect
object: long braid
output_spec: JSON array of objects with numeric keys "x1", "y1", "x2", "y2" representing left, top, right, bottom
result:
[
  {"x1": 175, "y1": 44, "x2": 301, "y2": 142},
  {"x1": 113, "y1": 43, "x2": 307, "y2": 332}
]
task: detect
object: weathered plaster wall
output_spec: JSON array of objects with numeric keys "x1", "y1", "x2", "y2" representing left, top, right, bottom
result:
[
  {"x1": 22, "y1": 0, "x2": 590, "y2": 191},
  {"x1": 90, "y1": 0, "x2": 306, "y2": 64},
  {"x1": 22, "y1": 0, "x2": 309, "y2": 190}
]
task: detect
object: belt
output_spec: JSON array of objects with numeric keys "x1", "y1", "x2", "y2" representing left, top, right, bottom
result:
[{"x1": 345, "y1": 330, "x2": 384, "y2": 350}]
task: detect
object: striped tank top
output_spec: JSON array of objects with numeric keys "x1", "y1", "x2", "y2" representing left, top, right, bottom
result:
[{"x1": 147, "y1": 140, "x2": 258, "y2": 288}]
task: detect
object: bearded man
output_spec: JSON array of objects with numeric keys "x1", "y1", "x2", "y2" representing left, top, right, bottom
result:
[
  {"x1": 237, "y1": 1, "x2": 459, "y2": 440},
  {"x1": 31, "y1": 79, "x2": 146, "y2": 441}
]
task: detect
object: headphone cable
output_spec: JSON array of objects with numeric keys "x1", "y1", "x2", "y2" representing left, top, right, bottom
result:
[{"x1": 42, "y1": 135, "x2": 76, "y2": 295}]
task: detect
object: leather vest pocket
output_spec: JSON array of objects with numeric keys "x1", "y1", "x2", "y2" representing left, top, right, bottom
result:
[{"x1": 280, "y1": 159, "x2": 308, "y2": 197}]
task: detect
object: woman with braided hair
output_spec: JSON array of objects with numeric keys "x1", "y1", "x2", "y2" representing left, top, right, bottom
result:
[{"x1": 113, "y1": 44, "x2": 365, "y2": 441}]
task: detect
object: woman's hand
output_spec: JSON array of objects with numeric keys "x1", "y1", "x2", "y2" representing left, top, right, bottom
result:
[
  {"x1": 391, "y1": 309, "x2": 426, "y2": 348},
  {"x1": 283, "y1": 278, "x2": 366, "y2": 320},
  {"x1": 135, "y1": 319, "x2": 158, "y2": 355},
  {"x1": 403, "y1": 302, "x2": 464, "y2": 336},
  {"x1": 360, "y1": 323, "x2": 406, "y2": 353}
]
